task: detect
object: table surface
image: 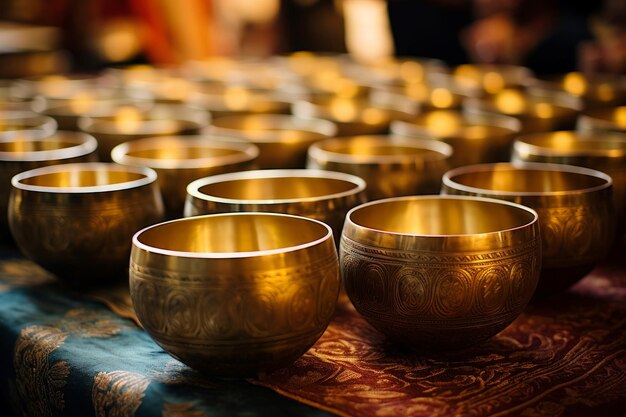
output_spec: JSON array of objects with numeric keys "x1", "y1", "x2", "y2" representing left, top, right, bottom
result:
[{"x1": 0, "y1": 243, "x2": 625, "y2": 417}]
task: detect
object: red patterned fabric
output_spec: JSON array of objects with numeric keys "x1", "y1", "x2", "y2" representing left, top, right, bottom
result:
[{"x1": 255, "y1": 257, "x2": 626, "y2": 417}]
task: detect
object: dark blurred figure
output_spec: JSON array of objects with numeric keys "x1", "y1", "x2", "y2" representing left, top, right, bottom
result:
[
  {"x1": 279, "y1": 0, "x2": 347, "y2": 53},
  {"x1": 388, "y1": 0, "x2": 604, "y2": 75}
]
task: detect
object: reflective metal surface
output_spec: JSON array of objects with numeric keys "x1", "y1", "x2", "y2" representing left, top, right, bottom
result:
[
  {"x1": 577, "y1": 105, "x2": 626, "y2": 134},
  {"x1": 130, "y1": 212, "x2": 340, "y2": 376},
  {"x1": 341, "y1": 195, "x2": 540, "y2": 349},
  {"x1": 442, "y1": 162, "x2": 613, "y2": 296},
  {"x1": 9, "y1": 162, "x2": 165, "y2": 285}
]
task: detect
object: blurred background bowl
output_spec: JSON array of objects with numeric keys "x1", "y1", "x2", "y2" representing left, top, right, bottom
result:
[
  {"x1": 307, "y1": 135, "x2": 452, "y2": 200},
  {"x1": 341, "y1": 195, "x2": 540, "y2": 349},
  {"x1": 0, "y1": 130, "x2": 97, "y2": 240},
  {"x1": 0, "y1": 110, "x2": 57, "y2": 135},
  {"x1": 185, "y1": 169, "x2": 367, "y2": 243},
  {"x1": 577, "y1": 106, "x2": 626, "y2": 135},
  {"x1": 206, "y1": 114, "x2": 336, "y2": 169},
  {"x1": 512, "y1": 130, "x2": 626, "y2": 239},
  {"x1": 442, "y1": 163, "x2": 613, "y2": 297},
  {"x1": 130, "y1": 212, "x2": 340, "y2": 377},
  {"x1": 79, "y1": 104, "x2": 210, "y2": 161},
  {"x1": 390, "y1": 110, "x2": 521, "y2": 167},
  {"x1": 111, "y1": 136, "x2": 259, "y2": 218},
  {"x1": 9, "y1": 162, "x2": 164, "y2": 285}
]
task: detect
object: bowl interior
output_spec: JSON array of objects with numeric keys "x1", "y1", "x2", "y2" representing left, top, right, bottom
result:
[
  {"x1": 137, "y1": 214, "x2": 328, "y2": 253},
  {"x1": 448, "y1": 167, "x2": 608, "y2": 193},
  {"x1": 125, "y1": 146, "x2": 247, "y2": 161},
  {"x1": 17, "y1": 168, "x2": 146, "y2": 188},
  {"x1": 316, "y1": 137, "x2": 447, "y2": 160},
  {"x1": 0, "y1": 139, "x2": 81, "y2": 153},
  {"x1": 406, "y1": 111, "x2": 515, "y2": 138},
  {"x1": 198, "y1": 176, "x2": 358, "y2": 200},
  {"x1": 351, "y1": 198, "x2": 534, "y2": 235},
  {"x1": 518, "y1": 132, "x2": 626, "y2": 154}
]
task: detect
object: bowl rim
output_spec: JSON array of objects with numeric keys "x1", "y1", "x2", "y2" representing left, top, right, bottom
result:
[
  {"x1": 344, "y1": 194, "x2": 539, "y2": 239},
  {"x1": 11, "y1": 162, "x2": 158, "y2": 193},
  {"x1": 442, "y1": 162, "x2": 613, "y2": 197},
  {"x1": 0, "y1": 110, "x2": 58, "y2": 134},
  {"x1": 578, "y1": 106, "x2": 626, "y2": 130},
  {"x1": 0, "y1": 131, "x2": 98, "y2": 162},
  {"x1": 132, "y1": 212, "x2": 334, "y2": 259},
  {"x1": 186, "y1": 168, "x2": 366, "y2": 205},
  {"x1": 307, "y1": 135, "x2": 453, "y2": 164},
  {"x1": 513, "y1": 130, "x2": 626, "y2": 158},
  {"x1": 110, "y1": 136, "x2": 260, "y2": 169}
]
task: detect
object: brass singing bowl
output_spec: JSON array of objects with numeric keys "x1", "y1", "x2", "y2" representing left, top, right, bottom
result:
[
  {"x1": 512, "y1": 131, "x2": 626, "y2": 238},
  {"x1": 9, "y1": 162, "x2": 165, "y2": 285},
  {"x1": 0, "y1": 130, "x2": 98, "y2": 240},
  {"x1": 207, "y1": 114, "x2": 336, "y2": 169},
  {"x1": 341, "y1": 195, "x2": 541, "y2": 349},
  {"x1": 184, "y1": 169, "x2": 367, "y2": 242},
  {"x1": 529, "y1": 72, "x2": 626, "y2": 109},
  {"x1": 130, "y1": 212, "x2": 340, "y2": 377},
  {"x1": 390, "y1": 110, "x2": 521, "y2": 168},
  {"x1": 577, "y1": 106, "x2": 626, "y2": 134},
  {"x1": 464, "y1": 88, "x2": 581, "y2": 133},
  {"x1": 442, "y1": 163, "x2": 613, "y2": 296},
  {"x1": 0, "y1": 111, "x2": 57, "y2": 135},
  {"x1": 111, "y1": 136, "x2": 259, "y2": 218},
  {"x1": 291, "y1": 97, "x2": 416, "y2": 136},
  {"x1": 452, "y1": 64, "x2": 534, "y2": 94},
  {"x1": 307, "y1": 135, "x2": 452, "y2": 201},
  {"x1": 79, "y1": 104, "x2": 210, "y2": 161}
]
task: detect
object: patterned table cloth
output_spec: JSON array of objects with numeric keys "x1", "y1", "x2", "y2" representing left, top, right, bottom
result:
[{"x1": 0, "y1": 244, "x2": 625, "y2": 417}]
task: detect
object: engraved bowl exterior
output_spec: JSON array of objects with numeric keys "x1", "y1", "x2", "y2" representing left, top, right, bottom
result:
[
  {"x1": 307, "y1": 135, "x2": 452, "y2": 200},
  {"x1": 111, "y1": 136, "x2": 259, "y2": 218},
  {"x1": 9, "y1": 162, "x2": 165, "y2": 285},
  {"x1": 442, "y1": 163, "x2": 614, "y2": 296},
  {"x1": 0, "y1": 130, "x2": 98, "y2": 240},
  {"x1": 184, "y1": 169, "x2": 367, "y2": 243},
  {"x1": 129, "y1": 213, "x2": 340, "y2": 377},
  {"x1": 340, "y1": 195, "x2": 541, "y2": 350}
]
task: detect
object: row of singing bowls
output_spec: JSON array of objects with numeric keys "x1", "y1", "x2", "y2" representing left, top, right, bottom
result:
[
  {"x1": 111, "y1": 136, "x2": 259, "y2": 217},
  {"x1": 390, "y1": 110, "x2": 521, "y2": 167},
  {"x1": 512, "y1": 131, "x2": 626, "y2": 236},
  {"x1": 9, "y1": 162, "x2": 165, "y2": 285},
  {"x1": 341, "y1": 195, "x2": 541, "y2": 349},
  {"x1": 129, "y1": 212, "x2": 340, "y2": 376},
  {"x1": 206, "y1": 114, "x2": 337, "y2": 169},
  {"x1": 0, "y1": 130, "x2": 98, "y2": 240},
  {"x1": 307, "y1": 135, "x2": 452, "y2": 200},
  {"x1": 185, "y1": 169, "x2": 367, "y2": 243},
  {"x1": 442, "y1": 163, "x2": 614, "y2": 296}
]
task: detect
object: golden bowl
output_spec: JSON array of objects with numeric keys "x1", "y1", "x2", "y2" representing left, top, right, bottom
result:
[
  {"x1": 442, "y1": 162, "x2": 613, "y2": 296},
  {"x1": 11, "y1": 73, "x2": 106, "y2": 100},
  {"x1": 512, "y1": 130, "x2": 626, "y2": 237},
  {"x1": 79, "y1": 104, "x2": 210, "y2": 161},
  {"x1": 452, "y1": 64, "x2": 534, "y2": 94},
  {"x1": 464, "y1": 88, "x2": 581, "y2": 133},
  {"x1": 129, "y1": 212, "x2": 340, "y2": 376},
  {"x1": 0, "y1": 110, "x2": 57, "y2": 135},
  {"x1": 529, "y1": 72, "x2": 626, "y2": 109},
  {"x1": 291, "y1": 96, "x2": 416, "y2": 136},
  {"x1": 9, "y1": 162, "x2": 165, "y2": 285},
  {"x1": 185, "y1": 169, "x2": 367, "y2": 242},
  {"x1": 341, "y1": 195, "x2": 541, "y2": 349},
  {"x1": 390, "y1": 110, "x2": 520, "y2": 167},
  {"x1": 0, "y1": 130, "x2": 98, "y2": 240},
  {"x1": 207, "y1": 114, "x2": 336, "y2": 169},
  {"x1": 111, "y1": 136, "x2": 259, "y2": 218},
  {"x1": 307, "y1": 135, "x2": 452, "y2": 200},
  {"x1": 577, "y1": 106, "x2": 626, "y2": 134}
]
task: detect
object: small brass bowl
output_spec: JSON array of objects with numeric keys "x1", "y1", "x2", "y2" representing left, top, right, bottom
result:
[
  {"x1": 0, "y1": 111, "x2": 57, "y2": 135},
  {"x1": 464, "y1": 88, "x2": 581, "y2": 133},
  {"x1": 207, "y1": 114, "x2": 336, "y2": 169},
  {"x1": 79, "y1": 104, "x2": 210, "y2": 161},
  {"x1": 9, "y1": 163, "x2": 165, "y2": 285},
  {"x1": 184, "y1": 169, "x2": 367, "y2": 242},
  {"x1": 390, "y1": 110, "x2": 520, "y2": 168},
  {"x1": 577, "y1": 106, "x2": 626, "y2": 134},
  {"x1": 291, "y1": 96, "x2": 416, "y2": 136},
  {"x1": 442, "y1": 163, "x2": 613, "y2": 296},
  {"x1": 111, "y1": 136, "x2": 259, "y2": 218},
  {"x1": 130, "y1": 212, "x2": 340, "y2": 376},
  {"x1": 452, "y1": 64, "x2": 534, "y2": 94},
  {"x1": 529, "y1": 72, "x2": 626, "y2": 109},
  {"x1": 512, "y1": 131, "x2": 626, "y2": 237},
  {"x1": 341, "y1": 195, "x2": 541, "y2": 349},
  {"x1": 0, "y1": 130, "x2": 98, "y2": 240},
  {"x1": 307, "y1": 135, "x2": 452, "y2": 200}
]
